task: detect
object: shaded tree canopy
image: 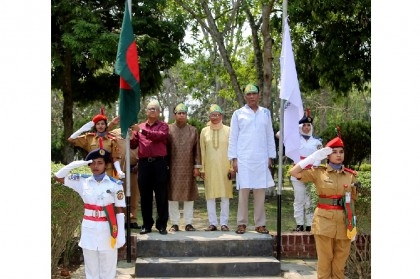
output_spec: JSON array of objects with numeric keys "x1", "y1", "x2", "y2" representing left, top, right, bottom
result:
[
  {"x1": 51, "y1": 0, "x2": 188, "y2": 163},
  {"x1": 277, "y1": 0, "x2": 370, "y2": 94},
  {"x1": 51, "y1": 0, "x2": 188, "y2": 104}
]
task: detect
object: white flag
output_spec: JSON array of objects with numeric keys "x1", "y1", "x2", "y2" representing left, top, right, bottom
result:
[{"x1": 280, "y1": 21, "x2": 304, "y2": 163}]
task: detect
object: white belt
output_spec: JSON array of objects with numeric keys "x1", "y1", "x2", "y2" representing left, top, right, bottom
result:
[{"x1": 84, "y1": 209, "x2": 107, "y2": 218}]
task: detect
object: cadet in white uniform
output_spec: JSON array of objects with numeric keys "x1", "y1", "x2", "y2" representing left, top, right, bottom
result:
[
  {"x1": 291, "y1": 110, "x2": 322, "y2": 232},
  {"x1": 54, "y1": 142, "x2": 126, "y2": 279}
]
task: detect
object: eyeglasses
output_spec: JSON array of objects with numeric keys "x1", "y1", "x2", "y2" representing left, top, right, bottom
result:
[
  {"x1": 147, "y1": 107, "x2": 157, "y2": 111},
  {"x1": 176, "y1": 112, "x2": 187, "y2": 115}
]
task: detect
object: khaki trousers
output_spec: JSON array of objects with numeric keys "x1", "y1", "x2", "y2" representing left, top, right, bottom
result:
[
  {"x1": 237, "y1": 188, "x2": 266, "y2": 227},
  {"x1": 122, "y1": 171, "x2": 140, "y2": 223},
  {"x1": 314, "y1": 234, "x2": 351, "y2": 279}
]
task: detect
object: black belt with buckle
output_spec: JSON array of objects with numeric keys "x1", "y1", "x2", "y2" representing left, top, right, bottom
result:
[
  {"x1": 318, "y1": 197, "x2": 344, "y2": 206},
  {"x1": 141, "y1": 156, "x2": 165, "y2": 163}
]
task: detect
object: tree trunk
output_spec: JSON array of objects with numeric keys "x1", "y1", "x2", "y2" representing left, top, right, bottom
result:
[
  {"x1": 200, "y1": 0, "x2": 243, "y2": 106},
  {"x1": 244, "y1": 5, "x2": 264, "y2": 97},
  {"x1": 261, "y1": 1, "x2": 275, "y2": 109}
]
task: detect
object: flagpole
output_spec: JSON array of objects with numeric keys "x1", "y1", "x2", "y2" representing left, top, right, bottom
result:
[
  {"x1": 276, "y1": 0, "x2": 288, "y2": 261},
  {"x1": 128, "y1": 0, "x2": 132, "y2": 18},
  {"x1": 125, "y1": 128, "x2": 132, "y2": 263},
  {"x1": 116, "y1": 0, "x2": 140, "y2": 262},
  {"x1": 125, "y1": 0, "x2": 133, "y2": 263}
]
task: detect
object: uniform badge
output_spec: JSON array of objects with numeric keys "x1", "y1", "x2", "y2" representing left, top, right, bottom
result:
[
  {"x1": 99, "y1": 149, "x2": 105, "y2": 155},
  {"x1": 69, "y1": 174, "x2": 81, "y2": 180},
  {"x1": 117, "y1": 190, "x2": 124, "y2": 200}
]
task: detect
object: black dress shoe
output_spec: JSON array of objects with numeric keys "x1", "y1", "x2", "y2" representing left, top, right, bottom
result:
[
  {"x1": 139, "y1": 227, "x2": 152, "y2": 234},
  {"x1": 293, "y1": 225, "x2": 304, "y2": 232},
  {"x1": 305, "y1": 226, "x2": 311, "y2": 232},
  {"x1": 158, "y1": 228, "x2": 168, "y2": 235},
  {"x1": 130, "y1": 222, "x2": 141, "y2": 229}
]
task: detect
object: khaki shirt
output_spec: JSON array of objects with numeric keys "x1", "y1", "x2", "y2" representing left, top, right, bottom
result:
[
  {"x1": 72, "y1": 133, "x2": 122, "y2": 177},
  {"x1": 300, "y1": 164, "x2": 358, "y2": 239},
  {"x1": 109, "y1": 129, "x2": 139, "y2": 170}
]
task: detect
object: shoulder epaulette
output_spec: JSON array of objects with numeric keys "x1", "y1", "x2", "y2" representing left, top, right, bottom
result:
[
  {"x1": 69, "y1": 173, "x2": 91, "y2": 180},
  {"x1": 85, "y1": 132, "x2": 96, "y2": 136},
  {"x1": 344, "y1": 167, "x2": 358, "y2": 176},
  {"x1": 109, "y1": 176, "x2": 123, "y2": 185},
  {"x1": 106, "y1": 133, "x2": 116, "y2": 140},
  {"x1": 314, "y1": 165, "x2": 327, "y2": 170}
]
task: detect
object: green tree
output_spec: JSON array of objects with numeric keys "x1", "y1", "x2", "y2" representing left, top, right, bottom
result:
[
  {"x1": 285, "y1": 0, "x2": 371, "y2": 94},
  {"x1": 51, "y1": 0, "x2": 187, "y2": 163}
]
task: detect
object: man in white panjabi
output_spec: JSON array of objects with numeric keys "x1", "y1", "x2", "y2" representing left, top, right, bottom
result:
[{"x1": 228, "y1": 83, "x2": 276, "y2": 234}]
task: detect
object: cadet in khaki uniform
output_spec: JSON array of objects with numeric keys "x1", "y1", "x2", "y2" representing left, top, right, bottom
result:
[
  {"x1": 109, "y1": 126, "x2": 141, "y2": 229},
  {"x1": 289, "y1": 132, "x2": 359, "y2": 279},
  {"x1": 68, "y1": 108, "x2": 125, "y2": 180}
]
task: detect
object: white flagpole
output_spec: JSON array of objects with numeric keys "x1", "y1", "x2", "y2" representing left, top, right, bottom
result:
[{"x1": 128, "y1": 0, "x2": 132, "y2": 19}]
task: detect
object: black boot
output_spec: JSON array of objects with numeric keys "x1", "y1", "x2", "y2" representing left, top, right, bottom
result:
[
  {"x1": 293, "y1": 225, "x2": 304, "y2": 232},
  {"x1": 305, "y1": 226, "x2": 311, "y2": 232}
]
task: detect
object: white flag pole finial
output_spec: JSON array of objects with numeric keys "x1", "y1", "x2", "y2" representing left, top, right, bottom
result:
[{"x1": 128, "y1": 0, "x2": 132, "y2": 20}]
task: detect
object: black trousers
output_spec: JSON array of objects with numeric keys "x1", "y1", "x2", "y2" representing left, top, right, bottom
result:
[{"x1": 137, "y1": 157, "x2": 169, "y2": 230}]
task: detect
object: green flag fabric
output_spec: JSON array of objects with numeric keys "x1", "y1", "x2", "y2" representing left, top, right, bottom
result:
[{"x1": 115, "y1": 0, "x2": 140, "y2": 138}]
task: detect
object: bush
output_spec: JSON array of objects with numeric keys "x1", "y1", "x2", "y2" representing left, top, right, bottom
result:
[
  {"x1": 51, "y1": 163, "x2": 86, "y2": 274},
  {"x1": 346, "y1": 234, "x2": 371, "y2": 279},
  {"x1": 356, "y1": 163, "x2": 371, "y2": 171}
]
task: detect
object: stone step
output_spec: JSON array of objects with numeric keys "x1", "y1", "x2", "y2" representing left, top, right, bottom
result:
[
  {"x1": 135, "y1": 256, "x2": 281, "y2": 277},
  {"x1": 136, "y1": 231, "x2": 280, "y2": 277},
  {"x1": 137, "y1": 231, "x2": 275, "y2": 257}
]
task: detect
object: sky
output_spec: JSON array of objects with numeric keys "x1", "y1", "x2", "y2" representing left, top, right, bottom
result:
[{"x1": 1, "y1": 1, "x2": 419, "y2": 277}]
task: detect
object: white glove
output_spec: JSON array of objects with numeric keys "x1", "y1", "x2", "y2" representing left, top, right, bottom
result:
[
  {"x1": 70, "y1": 121, "x2": 95, "y2": 139},
  {"x1": 55, "y1": 160, "x2": 92, "y2": 178},
  {"x1": 116, "y1": 213, "x2": 126, "y2": 248},
  {"x1": 297, "y1": 147, "x2": 332, "y2": 169},
  {"x1": 113, "y1": 161, "x2": 125, "y2": 179}
]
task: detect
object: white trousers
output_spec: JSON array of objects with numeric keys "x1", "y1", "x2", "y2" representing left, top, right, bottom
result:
[
  {"x1": 292, "y1": 179, "x2": 314, "y2": 226},
  {"x1": 206, "y1": 197, "x2": 230, "y2": 226},
  {"x1": 83, "y1": 248, "x2": 117, "y2": 279},
  {"x1": 169, "y1": 200, "x2": 194, "y2": 225}
]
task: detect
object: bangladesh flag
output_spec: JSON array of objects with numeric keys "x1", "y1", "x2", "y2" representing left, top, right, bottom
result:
[{"x1": 115, "y1": 0, "x2": 140, "y2": 138}]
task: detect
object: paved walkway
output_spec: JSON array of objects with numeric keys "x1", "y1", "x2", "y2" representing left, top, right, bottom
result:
[{"x1": 67, "y1": 258, "x2": 319, "y2": 279}]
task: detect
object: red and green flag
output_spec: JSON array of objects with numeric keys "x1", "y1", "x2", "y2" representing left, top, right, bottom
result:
[{"x1": 115, "y1": 0, "x2": 140, "y2": 138}]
